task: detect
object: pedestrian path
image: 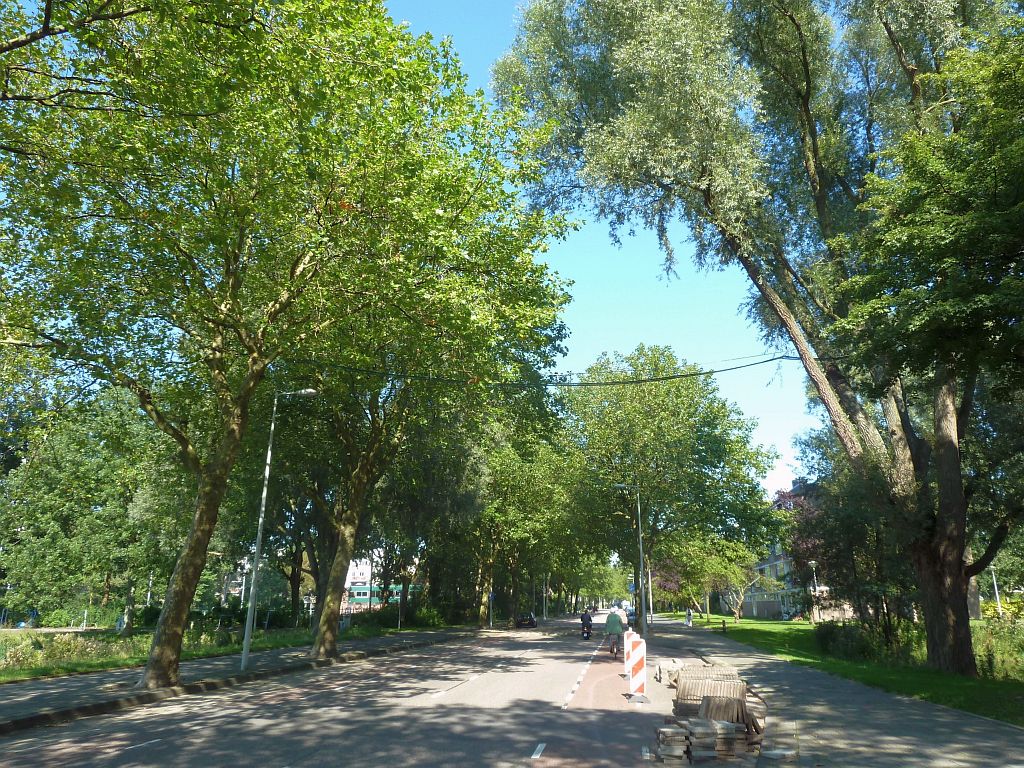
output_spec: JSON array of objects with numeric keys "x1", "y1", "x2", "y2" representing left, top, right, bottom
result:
[
  {"x1": 0, "y1": 627, "x2": 475, "y2": 736},
  {"x1": 645, "y1": 616, "x2": 1024, "y2": 767}
]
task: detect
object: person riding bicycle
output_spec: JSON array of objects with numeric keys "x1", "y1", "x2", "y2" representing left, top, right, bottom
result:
[
  {"x1": 604, "y1": 608, "x2": 625, "y2": 656},
  {"x1": 581, "y1": 609, "x2": 593, "y2": 637}
]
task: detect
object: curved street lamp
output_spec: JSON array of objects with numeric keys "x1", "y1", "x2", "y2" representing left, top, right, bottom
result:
[
  {"x1": 807, "y1": 560, "x2": 819, "y2": 622},
  {"x1": 612, "y1": 483, "x2": 646, "y2": 635}
]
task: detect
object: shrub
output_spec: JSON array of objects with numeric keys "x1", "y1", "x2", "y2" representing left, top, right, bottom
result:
[
  {"x1": 40, "y1": 633, "x2": 104, "y2": 662},
  {"x1": 39, "y1": 608, "x2": 85, "y2": 628},
  {"x1": 813, "y1": 621, "x2": 876, "y2": 661},
  {"x1": 351, "y1": 608, "x2": 385, "y2": 629},
  {"x1": 0, "y1": 640, "x2": 42, "y2": 669},
  {"x1": 972, "y1": 617, "x2": 1024, "y2": 680},
  {"x1": 137, "y1": 605, "x2": 162, "y2": 627},
  {"x1": 981, "y1": 597, "x2": 1024, "y2": 622},
  {"x1": 408, "y1": 605, "x2": 445, "y2": 628}
]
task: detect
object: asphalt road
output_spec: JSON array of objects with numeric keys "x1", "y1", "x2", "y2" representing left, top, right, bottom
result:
[{"x1": 0, "y1": 628, "x2": 669, "y2": 767}]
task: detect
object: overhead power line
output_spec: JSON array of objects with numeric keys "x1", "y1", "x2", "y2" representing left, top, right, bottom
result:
[{"x1": 319, "y1": 354, "x2": 805, "y2": 390}]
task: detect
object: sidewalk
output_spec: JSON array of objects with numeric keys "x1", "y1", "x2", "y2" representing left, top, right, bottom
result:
[
  {"x1": 0, "y1": 627, "x2": 476, "y2": 737},
  {"x1": 644, "y1": 616, "x2": 1024, "y2": 767}
]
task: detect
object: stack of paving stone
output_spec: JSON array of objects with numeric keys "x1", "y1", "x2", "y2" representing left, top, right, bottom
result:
[
  {"x1": 656, "y1": 656, "x2": 711, "y2": 687},
  {"x1": 673, "y1": 675, "x2": 747, "y2": 718},
  {"x1": 655, "y1": 717, "x2": 759, "y2": 764},
  {"x1": 652, "y1": 658, "x2": 770, "y2": 763}
]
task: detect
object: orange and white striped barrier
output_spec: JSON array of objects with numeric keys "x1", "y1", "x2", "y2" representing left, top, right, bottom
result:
[
  {"x1": 623, "y1": 629, "x2": 637, "y2": 675},
  {"x1": 627, "y1": 636, "x2": 649, "y2": 703}
]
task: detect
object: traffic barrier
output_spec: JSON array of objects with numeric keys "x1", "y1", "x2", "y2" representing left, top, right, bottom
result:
[
  {"x1": 623, "y1": 629, "x2": 637, "y2": 675},
  {"x1": 628, "y1": 636, "x2": 649, "y2": 703}
]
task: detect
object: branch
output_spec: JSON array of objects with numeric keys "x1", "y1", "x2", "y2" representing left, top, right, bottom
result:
[
  {"x1": 877, "y1": 14, "x2": 923, "y2": 114},
  {"x1": 1, "y1": 4, "x2": 151, "y2": 56},
  {"x1": 956, "y1": 364, "x2": 978, "y2": 443},
  {"x1": 965, "y1": 506, "x2": 1023, "y2": 577}
]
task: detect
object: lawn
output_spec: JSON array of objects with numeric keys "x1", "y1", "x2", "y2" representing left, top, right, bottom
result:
[
  {"x1": 671, "y1": 614, "x2": 1024, "y2": 728},
  {"x1": 0, "y1": 627, "x2": 315, "y2": 683},
  {"x1": 0, "y1": 622, "x2": 463, "y2": 683}
]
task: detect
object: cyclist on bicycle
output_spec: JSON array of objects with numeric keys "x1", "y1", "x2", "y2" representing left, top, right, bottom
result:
[{"x1": 605, "y1": 607, "x2": 625, "y2": 657}]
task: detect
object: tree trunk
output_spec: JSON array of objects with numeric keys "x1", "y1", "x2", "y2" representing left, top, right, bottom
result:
[
  {"x1": 478, "y1": 555, "x2": 494, "y2": 627},
  {"x1": 102, "y1": 573, "x2": 112, "y2": 607},
  {"x1": 119, "y1": 583, "x2": 135, "y2": 638},
  {"x1": 138, "y1": 471, "x2": 229, "y2": 688},
  {"x1": 311, "y1": 509, "x2": 359, "y2": 659},
  {"x1": 912, "y1": 544, "x2": 976, "y2": 675},
  {"x1": 909, "y1": 370, "x2": 977, "y2": 676},
  {"x1": 399, "y1": 574, "x2": 410, "y2": 626},
  {"x1": 509, "y1": 562, "x2": 520, "y2": 618}
]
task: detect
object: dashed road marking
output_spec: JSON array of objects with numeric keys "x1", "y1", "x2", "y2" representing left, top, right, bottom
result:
[
  {"x1": 561, "y1": 642, "x2": 602, "y2": 710},
  {"x1": 531, "y1": 743, "x2": 546, "y2": 759},
  {"x1": 122, "y1": 738, "x2": 162, "y2": 752}
]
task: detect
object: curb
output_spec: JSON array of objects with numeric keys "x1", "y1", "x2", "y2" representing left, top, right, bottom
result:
[{"x1": 0, "y1": 632, "x2": 474, "y2": 737}]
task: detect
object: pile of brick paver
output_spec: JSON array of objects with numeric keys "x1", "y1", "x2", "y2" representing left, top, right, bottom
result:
[{"x1": 653, "y1": 657, "x2": 788, "y2": 764}]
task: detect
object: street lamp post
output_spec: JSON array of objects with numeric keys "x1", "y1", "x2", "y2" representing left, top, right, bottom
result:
[
  {"x1": 241, "y1": 388, "x2": 317, "y2": 672},
  {"x1": 613, "y1": 484, "x2": 646, "y2": 635},
  {"x1": 807, "y1": 560, "x2": 819, "y2": 622},
  {"x1": 991, "y1": 565, "x2": 1003, "y2": 617}
]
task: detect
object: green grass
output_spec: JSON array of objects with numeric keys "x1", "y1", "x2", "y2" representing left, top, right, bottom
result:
[
  {"x1": 0, "y1": 627, "x2": 313, "y2": 684},
  {"x1": 0, "y1": 622, "x2": 464, "y2": 684},
  {"x1": 669, "y1": 614, "x2": 1024, "y2": 727}
]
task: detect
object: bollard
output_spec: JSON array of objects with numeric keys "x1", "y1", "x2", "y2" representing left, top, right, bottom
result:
[
  {"x1": 627, "y1": 636, "x2": 649, "y2": 703},
  {"x1": 722, "y1": 619, "x2": 727, "y2": 633}
]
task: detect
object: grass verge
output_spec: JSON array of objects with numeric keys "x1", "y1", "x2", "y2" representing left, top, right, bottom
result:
[
  {"x1": 668, "y1": 614, "x2": 1024, "y2": 728},
  {"x1": 0, "y1": 627, "x2": 314, "y2": 684},
  {"x1": 0, "y1": 623, "x2": 461, "y2": 684}
]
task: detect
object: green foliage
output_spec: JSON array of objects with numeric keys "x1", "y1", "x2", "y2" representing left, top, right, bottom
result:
[
  {"x1": 0, "y1": 626, "x2": 312, "y2": 680},
  {"x1": 137, "y1": 605, "x2": 162, "y2": 628},
  {"x1": 844, "y1": 21, "x2": 1024, "y2": 388},
  {"x1": 562, "y1": 345, "x2": 779, "y2": 570},
  {"x1": 499, "y1": 0, "x2": 1023, "y2": 676},
  {"x1": 2, "y1": 0, "x2": 570, "y2": 680},
  {"x1": 38, "y1": 608, "x2": 86, "y2": 629},
  {"x1": 972, "y1": 618, "x2": 1024, "y2": 680},
  {"x1": 407, "y1": 604, "x2": 446, "y2": 628},
  {"x1": 812, "y1": 620, "x2": 923, "y2": 665},
  {"x1": 0, "y1": 391, "x2": 185, "y2": 620}
]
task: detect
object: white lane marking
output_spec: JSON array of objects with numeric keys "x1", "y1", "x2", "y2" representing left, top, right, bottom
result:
[
  {"x1": 122, "y1": 739, "x2": 163, "y2": 752},
  {"x1": 532, "y1": 743, "x2": 546, "y2": 759},
  {"x1": 561, "y1": 642, "x2": 603, "y2": 710},
  {"x1": 641, "y1": 745, "x2": 650, "y2": 760}
]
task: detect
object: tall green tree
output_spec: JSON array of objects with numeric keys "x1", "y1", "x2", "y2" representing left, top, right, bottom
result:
[
  {"x1": 497, "y1": 0, "x2": 1019, "y2": 675},
  {"x1": 0, "y1": 391, "x2": 187, "y2": 624},
  {"x1": 3, "y1": 0, "x2": 563, "y2": 686},
  {"x1": 561, "y1": 345, "x2": 776, "y2": 632}
]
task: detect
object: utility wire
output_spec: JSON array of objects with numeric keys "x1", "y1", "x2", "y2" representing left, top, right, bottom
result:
[{"x1": 317, "y1": 354, "x2": 804, "y2": 390}]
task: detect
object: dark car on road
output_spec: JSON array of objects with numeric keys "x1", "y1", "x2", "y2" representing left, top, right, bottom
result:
[{"x1": 515, "y1": 611, "x2": 538, "y2": 628}]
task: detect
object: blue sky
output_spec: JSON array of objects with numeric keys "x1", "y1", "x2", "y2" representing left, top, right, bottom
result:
[{"x1": 385, "y1": 0, "x2": 823, "y2": 494}]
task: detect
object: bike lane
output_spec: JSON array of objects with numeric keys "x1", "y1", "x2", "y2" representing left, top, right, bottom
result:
[{"x1": 532, "y1": 636, "x2": 673, "y2": 766}]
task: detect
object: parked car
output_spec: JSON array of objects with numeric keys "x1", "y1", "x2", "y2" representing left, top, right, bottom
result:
[{"x1": 515, "y1": 611, "x2": 538, "y2": 628}]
